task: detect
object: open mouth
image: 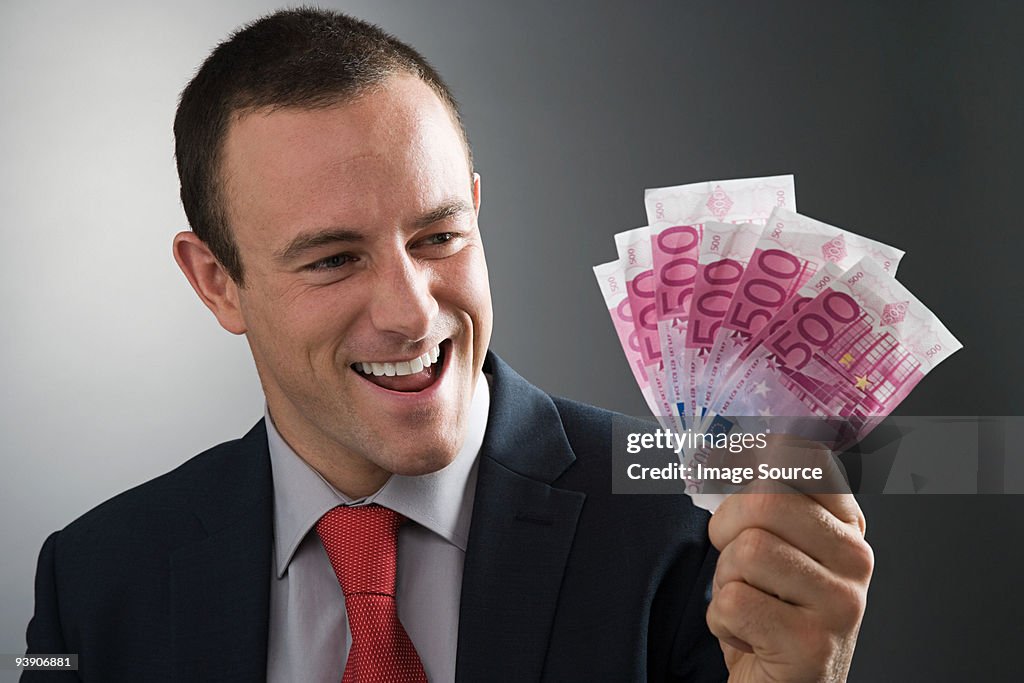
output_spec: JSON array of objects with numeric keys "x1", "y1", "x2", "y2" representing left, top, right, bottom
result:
[{"x1": 350, "y1": 339, "x2": 449, "y2": 393}]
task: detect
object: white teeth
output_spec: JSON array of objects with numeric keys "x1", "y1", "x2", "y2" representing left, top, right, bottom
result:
[{"x1": 355, "y1": 343, "x2": 442, "y2": 376}]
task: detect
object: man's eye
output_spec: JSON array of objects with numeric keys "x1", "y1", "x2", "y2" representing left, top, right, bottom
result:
[
  {"x1": 422, "y1": 232, "x2": 458, "y2": 246},
  {"x1": 308, "y1": 254, "x2": 355, "y2": 271}
]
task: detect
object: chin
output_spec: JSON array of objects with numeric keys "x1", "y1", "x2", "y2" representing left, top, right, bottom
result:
[{"x1": 384, "y1": 445, "x2": 460, "y2": 477}]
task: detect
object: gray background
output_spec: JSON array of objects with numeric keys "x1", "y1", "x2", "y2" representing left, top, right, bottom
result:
[{"x1": 2, "y1": 1, "x2": 1021, "y2": 680}]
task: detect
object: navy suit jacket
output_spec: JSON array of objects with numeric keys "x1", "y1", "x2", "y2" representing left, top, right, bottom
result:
[{"x1": 25, "y1": 352, "x2": 728, "y2": 681}]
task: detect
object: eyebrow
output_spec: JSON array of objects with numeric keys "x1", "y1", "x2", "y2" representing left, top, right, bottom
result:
[
  {"x1": 275, "y1": 198, "x2": 474, "y2": 263},
  {"x1": 412, "y1": 198, "x2": 474, "y2": 228},
  {"x1": 275, "y1": 228, "x2": 364, "y2": 263}
]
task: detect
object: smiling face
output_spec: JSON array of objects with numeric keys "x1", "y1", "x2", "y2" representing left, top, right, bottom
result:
[{"x1": 212, "y1": 75, "x2": 492, "y2": 496}]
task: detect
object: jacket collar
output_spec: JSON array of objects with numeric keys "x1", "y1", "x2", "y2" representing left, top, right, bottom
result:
[
  {"x1": 169, "y1": 420, "x2": 274, "y2": 682},
  {"x1": 456, "y1": 351, "x2": 586, "y2": 680},
  {"x1": 475, "y1": 351, "x2": 577, "y2": 481}
]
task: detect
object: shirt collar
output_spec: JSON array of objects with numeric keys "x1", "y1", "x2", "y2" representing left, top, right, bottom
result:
[{"x1": 267, "y1": 373, "x2": 491, "y2": 579}]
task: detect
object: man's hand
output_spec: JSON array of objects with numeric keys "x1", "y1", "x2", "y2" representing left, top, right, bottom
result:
[{"x1": 705, "y1": 436, "x2": 874, "y2": 682}]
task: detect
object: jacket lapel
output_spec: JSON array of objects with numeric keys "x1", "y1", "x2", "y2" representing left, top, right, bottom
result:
[
  {"x1": 456, "y1": 353, "x2": 585, "y2": 681},
  {"x1": 169, "y1": 421, "x2": 274, "y2": 682}
]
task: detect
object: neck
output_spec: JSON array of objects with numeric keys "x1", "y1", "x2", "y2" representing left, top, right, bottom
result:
[{"x1": 264, "y1": 406, "x2": 392, "y2": 499}]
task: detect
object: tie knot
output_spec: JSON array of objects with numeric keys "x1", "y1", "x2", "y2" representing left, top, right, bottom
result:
[{"x1": 316, "y1": 504, "x2": 404, "y2": 597}]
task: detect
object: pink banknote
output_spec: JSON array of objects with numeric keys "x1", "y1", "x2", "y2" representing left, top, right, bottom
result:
[
  {"x1": 644, "y1": 175, "x2": 796, "y2": 230},
  {"x1": 649, "y1": 224, "x2": 702, "y2": 425},
  {"x1": 683, "y1": 222, "x2": 763, "y2": 424},
  {"x1": 701, "y1": 207, "x2": 906, "y2": 415},
  {"x1": 613, "y1": 226, "x2": 680, "y2": 427},
  {"x1": 593, "y1": 259, "x2": 661, "y2": 419},
  {"x1": 645, "y1": 176, "x2": 797, "y2": 426},
  {"x1": 709, "y1": 257, "x2": 962, "y2": 449}
]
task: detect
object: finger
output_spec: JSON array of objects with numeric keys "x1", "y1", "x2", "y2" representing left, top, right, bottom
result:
[
  {"x1": 759, "y1": 434, "x2": 865, "y2": 533},
  {"x1": 708, "y1": 484, "x2": 874, "y2": 580},
  {"x1": 710, "y1": 433, "x2": 864, "y2": 532},
  {"x1": 706, "y1": 579, "x2": 805, "y2": 661},
  {"x1": 713, "y1": 527, "x2": 840, "y2": 609}
]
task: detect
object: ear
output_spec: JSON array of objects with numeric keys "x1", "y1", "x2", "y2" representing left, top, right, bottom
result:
[
  {"x1": 172, "y1": 231, "x2": 247, "y2": 335},
  {"x1": 472, "y1": 172, "x2": 482, "y2": 216}
]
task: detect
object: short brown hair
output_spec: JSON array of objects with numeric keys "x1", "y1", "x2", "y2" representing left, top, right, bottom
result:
[{"x1": 173, "y1": 7, "x2": 472, "y2": 284}]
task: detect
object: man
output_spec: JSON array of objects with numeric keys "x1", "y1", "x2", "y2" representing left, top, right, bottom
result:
[{"x1": 24, "y1": 8, "x2": 872, "y2": 682}]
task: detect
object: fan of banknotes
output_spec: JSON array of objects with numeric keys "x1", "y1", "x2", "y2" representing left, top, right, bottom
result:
[{"x1": 593, "y1": 175, "x2": 962, "y2": 508}]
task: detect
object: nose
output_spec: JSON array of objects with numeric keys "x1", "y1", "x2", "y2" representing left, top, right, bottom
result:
[{"x1": 368, "y1": 249, "x2": 438, "y2": 342}]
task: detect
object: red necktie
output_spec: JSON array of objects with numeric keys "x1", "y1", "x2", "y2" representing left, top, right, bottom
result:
[{"x1": 316, "y1": 504, "x2": 429, "y2": 683}]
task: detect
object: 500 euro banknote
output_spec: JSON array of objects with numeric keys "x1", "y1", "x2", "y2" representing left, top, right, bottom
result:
[
  {"x1": 642, "y1": 175, "x2": 797, "y2": 426},
  {"x1": 613, "y1": 226, "x2": 681, "y2": 429},
  {"x1": 682, "y1": 221, "x2": 763, "y2": 427},
  {"x1": 699, "y1": 207, "x2": 906, "y2": 422},
  {"x1": 709, "y1": 256, "x2": 962, "y2": 450},
  {"x1": 593, "y1": 259, "x2": 662, "y2": 421}
]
